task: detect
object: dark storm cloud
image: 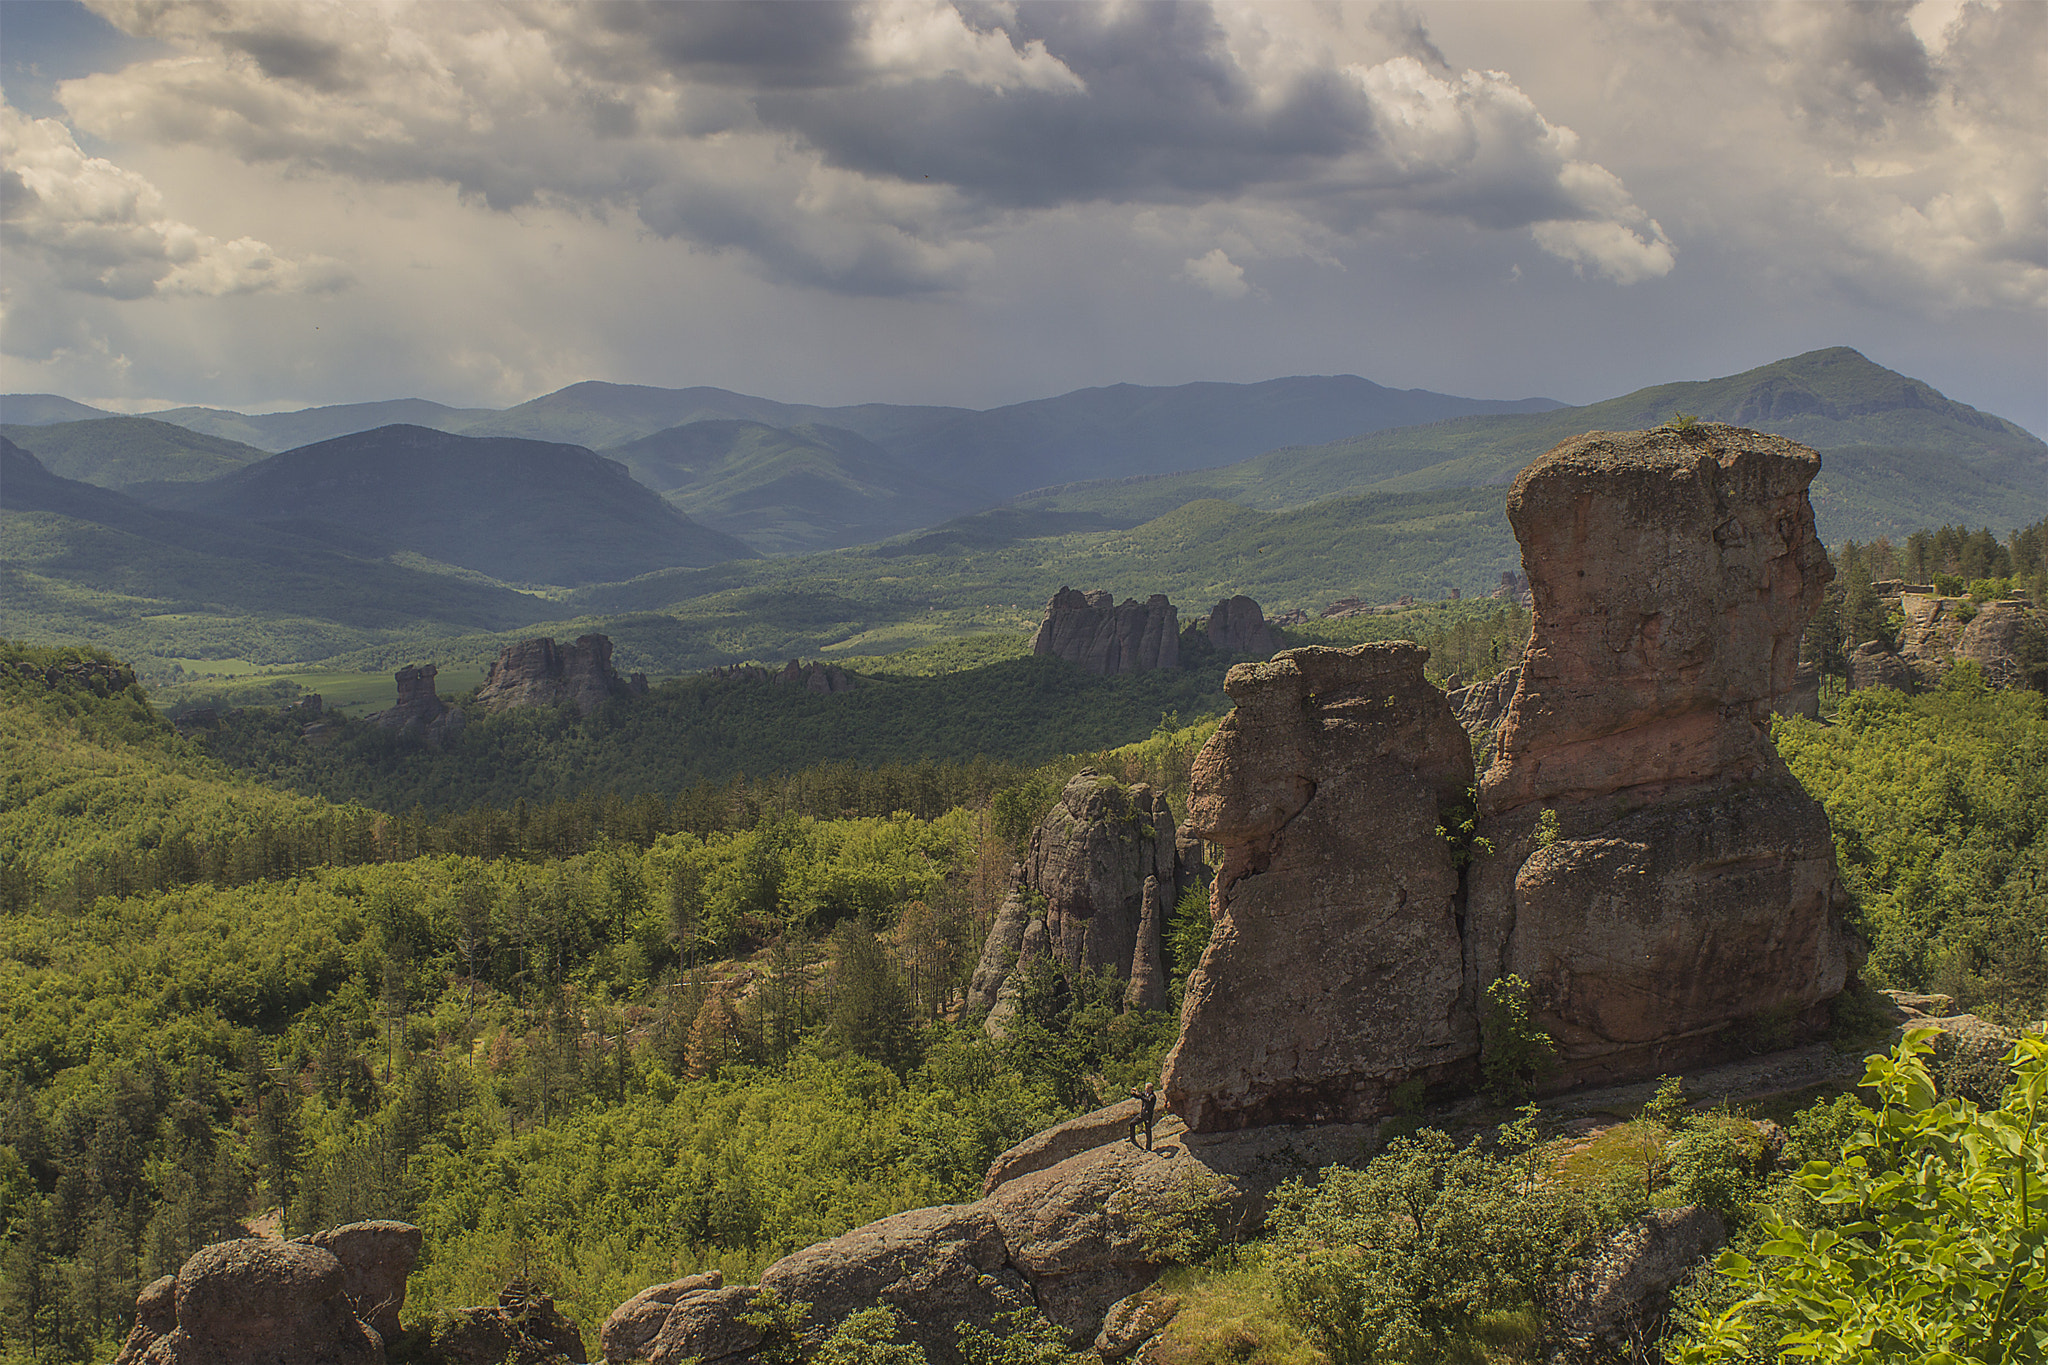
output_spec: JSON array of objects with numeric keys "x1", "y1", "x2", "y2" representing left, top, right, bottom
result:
[{"x1": 751, "y1": 4, "x2": 1377, "y2": 209}]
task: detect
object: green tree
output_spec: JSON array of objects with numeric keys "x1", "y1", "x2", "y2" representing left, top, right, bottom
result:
[{"x1": 1670, "y1": 1028, "x2": 2048, "y2": 1364}]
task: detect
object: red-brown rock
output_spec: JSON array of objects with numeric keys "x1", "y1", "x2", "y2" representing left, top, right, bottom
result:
[
  {"x1": 1203, "y1": 596, "x2": 1281, "y2": 657},
  {"x1": 477, "y1": 633, "x2": 640, "y2": 714},
  {"x1": 1468, "y1": 425, "x2": 1853, "y2": 1088},
  {"x1": 1162, "y1": 642, "x2": 1477, "y2": 1131}
]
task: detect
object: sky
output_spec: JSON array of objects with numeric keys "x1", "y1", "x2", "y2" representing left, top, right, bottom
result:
[{"x1": 1, "y1": 0, "x2": 2043, "y2": 435}]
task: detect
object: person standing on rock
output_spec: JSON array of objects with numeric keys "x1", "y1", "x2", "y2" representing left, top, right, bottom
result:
[{"x1": 1128, "y1": 1081, "x2": 1158, "y2": 1151}]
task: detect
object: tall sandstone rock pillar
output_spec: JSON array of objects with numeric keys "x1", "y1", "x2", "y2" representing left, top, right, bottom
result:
[
  {"x1": 1467, "y1": 425, "x2": 1853, "y2": 1087},
  {"x1": 1162, "y1": 643, "x2": 1477, "y2": 1131}
]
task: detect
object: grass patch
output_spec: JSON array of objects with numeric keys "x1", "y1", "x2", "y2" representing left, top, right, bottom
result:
[{"x1": 1145, "y1": 1256, "x2": 1327, "y2": 1365}]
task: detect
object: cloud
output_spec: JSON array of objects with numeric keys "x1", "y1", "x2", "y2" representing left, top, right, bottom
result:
[
  {"x1": 0, "y1": 92, "x2": 344, "y2": 300},
  {"x1": 1180, "y1": 247, "x2": 1250, "y2": 299},
  {"x1": 1598, "y1": 0, "x2": 2045, "y2": 312},
  {"x1": 54, "y1": 0, "x2": 1677, "y2": 292}
]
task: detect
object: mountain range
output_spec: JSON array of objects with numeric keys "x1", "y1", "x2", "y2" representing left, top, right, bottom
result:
[{"x1": 3, "y1": 347, "x2": 2043, "y2": 677}]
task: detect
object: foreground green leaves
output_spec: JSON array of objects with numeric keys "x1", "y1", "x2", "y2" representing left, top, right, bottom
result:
[{"x1": 1670, "y1": 1028, "x2": 2048, "y2": 1364}]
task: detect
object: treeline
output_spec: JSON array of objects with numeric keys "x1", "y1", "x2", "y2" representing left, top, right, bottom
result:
[{"x1": 197, "y1": 649, "x2": 1236, "y2": 817}]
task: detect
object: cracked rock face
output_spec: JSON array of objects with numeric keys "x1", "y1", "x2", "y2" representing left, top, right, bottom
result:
[
  {"x1": 1467, "y1": 425, "x2": 1852, "y2": 1087},
  {"x1": 1161, "y1": 642, "x2": 1477, "y2": 1132},
  {"x1": 476, "y1": 633, "x2": 641, "y2": 715},
  {"x1": 1031, "y1": 588, "x2": 1180, "y2": 674}
]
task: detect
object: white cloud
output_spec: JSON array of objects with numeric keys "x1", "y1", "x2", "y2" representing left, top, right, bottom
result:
[
  {"x1": 0, "y1": 93, "x2": 343, "y2": 300},
  {"x1": 1180, "y1": 247, "x2": 1250, "y2": 299}
]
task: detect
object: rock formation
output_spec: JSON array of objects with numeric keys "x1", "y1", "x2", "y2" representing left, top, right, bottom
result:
[
  {"x1": 706, "y1": 659, "x2": 855, "y2": 693},
  {"x1": 476, "y1": 633, "x2": 648, "y2": 714},
  {"x1": 608, "y1": 1101, "x2": 1378, "y2": 1363},
  {"x1": 1465, "y1": 425, "x2": 1853, "y2": 1088},
  {"x1": 434, "y1": 1278, "x2": 586, "y2": 1364},
  {"x1": 301, "y1": 1220, "x2": 420, "y2": 1345},
  {"x1": 1162, "y1": 643, "x2": 1478, "y2": 1131},
  {"x1": 113, "y1": 1236, "x2": 384, "y2": 1365},
  {"x1": 1446, "y1": 664, "x2": 1520, "y2": 735},
  {"x1": 1202, "y1": 595, "x2": 1282, "y2": 657},
  {"x1": 1957, "y1": 598, "x2": 2045, "y2": 690},
  {"x1": 1031, "y1": 588, "x2": 1179, "y2": 674},
  {"x1": 1555, "y1": 1205, "x2": 1728, "y2": 1355},
  {"x1": 1124, "y1": 876, "x2": 1168, "y2": 1011},
  {"x1": 1849, "y1": 639, "x2": 1916, "y2": 692},
  {"x1": 366, "y1": 664, "x2": 465, "y2": 745},
  {"x1": 970, "y1": 771, "x2": 1187, "y2": 1034}
]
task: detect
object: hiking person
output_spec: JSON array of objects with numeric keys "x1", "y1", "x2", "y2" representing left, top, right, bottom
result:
[{"x1": 1128, "y1": 1081, "x2": 1157, "y2": 1150}]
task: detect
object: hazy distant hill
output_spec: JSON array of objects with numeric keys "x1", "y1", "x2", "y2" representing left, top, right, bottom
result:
[
  {"x1": 0, "y1": 393, "x2": 113, "y2": 425},
  {"x1": 135, "y1": 425, "x2": 757, "y2": 586},
  {"x1": 1, "y1": 416, "x2": 270, "y2": 488},
  {"x1": 608, "y1": 419, "x2": 979, "y2": 554},
  {"x1": 1, "y1": 439, "x2": 555, "y2": 650},
  {"x1": 1009, "y1": 349, "x2": 2048, "y2": 542},
  {"x1": 144, "y1": 398, "x2": 501, "y2": 452}
]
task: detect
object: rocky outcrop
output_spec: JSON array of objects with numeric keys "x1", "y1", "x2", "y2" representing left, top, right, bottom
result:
[
  {"x1": 706, "y1": 659, "x2": 855, "y2": 694},
  {"x1": 1203, "y1": 596, "x2": 1282, "y2": 657},
  {"x1": 1849, "y1": 639, "x2": 1915, "y2": 692},
  {"x1": 1124, "y1": 876, "x2": 1168, "y2": 1011},
  {"x1": 976, "y1": 772, "x2": 1186, "y2": 1034},
  {"x1": 1031, "y1": 588, "x2": 1179, "y2": 674},
  {"x1": 114, "y1": 1222, "x2": 421, "y2": 1365},
  {"x1": 1467, "y1": 425, "x2": 1853, "y2": 1089},
  {"x1": 1958, "y1": 598, "x2": 2047, "y2": 691},
  {"x1": 1447, "y1": 664, "x2": 1519, "y2": 735},
  {"x1": 602, "y1": 1272, "x2": 724, "y2": 1363},
  {"x1": 433, "y1": 1280, "x2": 586, "y2": 1365},
  {"x1": 300, "y1": 1220, "x2": 420, "y2": 1345},
  {"x1": 1162, "y1": 643, "x2": 1477, "y2": 1131},
  {"x1": 124, "y1": 1238, "x2": 381, "y2": 1365},
  {"x1": 366, "y1": 664, "x2": 465, "y2": 745},
  {"x1": 1774, "y1": 661, "x2": 1822, "y2": 719},
  {"x1": 1555, "y1": 1205, "x2": 1728, "y2": 1355},
  {"x1": 615, "y1": 1102, "x2": 1377, "y2": 1361},
  {"x1": 476, "y1": 633, "x2": 647, "y2": 715},
  {"x1": 110, "y1": 1275, "x2": 176, "y2": 1365}
]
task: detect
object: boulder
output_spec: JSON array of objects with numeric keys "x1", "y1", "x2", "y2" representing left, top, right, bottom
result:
[
  {"x1": 1094, "y1": 1292, "x2": 1180, "y2": 1360},
  {"x1": 1555, "y1": 1205, "x2": 1727, "y2": 1353},
  {"x1": 1204, "y1": 596, "x2": 1282, "y2": 657},
  {"x1": 1896, "y1": 592, "x2": 1968, "y2": 687},
  {"x1": 111, "y1": 1274, "x2": 176, "y2": 1365},
  {"x1": 433, "y1": 1280, "x2": 586, "y2": 1365},
  {"x1": 643, "y1": 1286, "x2": 761, "y2": 1365},
  {"x1": 1848, "y1": 639, "x2": 1915, "y2": 692},
  {"x1": 1468, "y1": 425, "x2": 1853, "y2": 1089},
  {"x1": 601, "y1": 1271, "x2": 723, "y2": 1363},
  {"x1": 477, "y1": 633, "x2": 638, "y2": 715},
  {"x1": 1031, "y1": 588, "x2": 1180, "y2": 674},
  {"x1": 1163, "y1": 643, "x2": 1477, "y2": 1131},
  {"x1": 982, "y1": 1100, "x2": 1145, "y2": 1197},
  {"x1": 973, "y1": 771, "x2": 1183, "y2": 1031},
  {"x1": 300, "y1": 1220, "x2": 421, "y2": 1344},
  {"x1": 140, "y1": 1238, "x2": 380, "y2": 1365},
  {"x1": 759, "y1": 1204, "x2": 1033, "y2": 1363}
]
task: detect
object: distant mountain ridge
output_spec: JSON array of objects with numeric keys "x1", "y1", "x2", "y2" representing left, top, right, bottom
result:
[
  {"x1": 134, "y1": 425, "x2": 757, "y2": 587},
  {"x1": 1, "y1": 416, "x2": 270, "y2": 488},
  {"x1": 1004, "y1": 349, "x2": 2048, "y2": 542}
]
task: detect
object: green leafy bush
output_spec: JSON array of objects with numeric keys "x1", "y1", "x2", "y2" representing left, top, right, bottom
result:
[
  {"x1": 1268, "y1": 1122, "x2": 1584, "y2": 1365},
  {"x1": 1480, "y1": 975, "x2": 1557, "y2": 1104},
  {"x1": 1668, "y1": 1028, "x2": 2048, "y2": 1364}
]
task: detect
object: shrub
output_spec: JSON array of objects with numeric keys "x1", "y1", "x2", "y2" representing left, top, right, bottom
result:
[
  {"x1": 815, "y1": 1306, "x2": 932, "y2": 1365},
  {"x1": 1667, "y1": 1029, "x2": 2048, "y2": 1363},
  {"x1": 1481, "y1": 975, "x2": 1558, "y2": 1104},
  {"x1": 1268, "y1": 1124, "x2": 1583, "y2": 1365}
]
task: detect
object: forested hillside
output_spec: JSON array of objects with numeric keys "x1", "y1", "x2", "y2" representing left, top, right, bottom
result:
[{"x1": 2, "y1": 619, "x2": 2041, "y2": 1362}]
